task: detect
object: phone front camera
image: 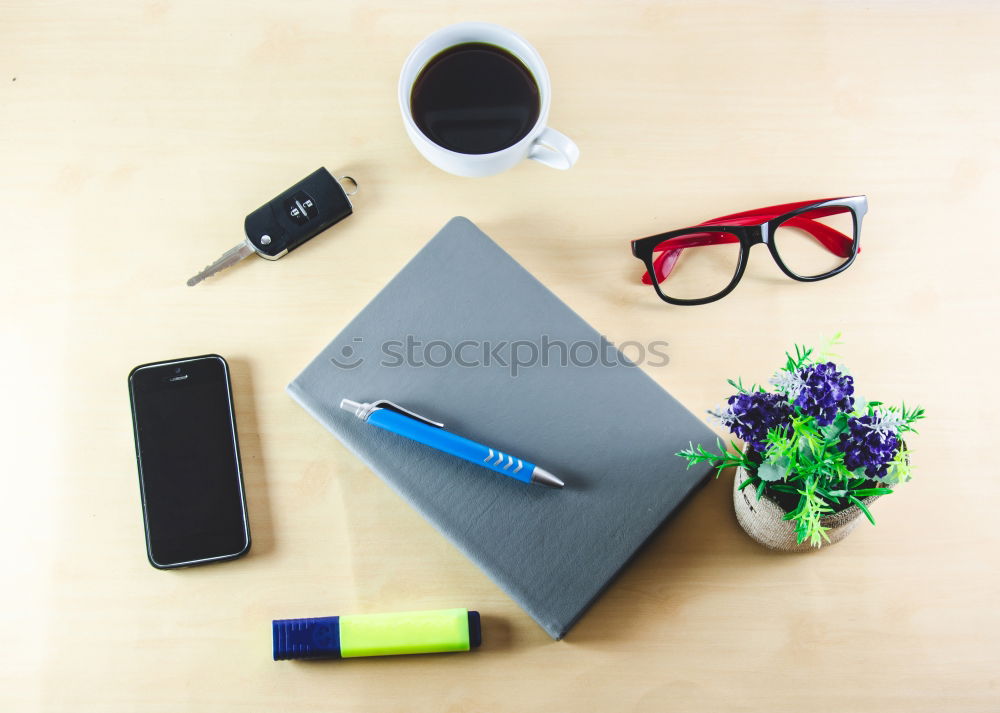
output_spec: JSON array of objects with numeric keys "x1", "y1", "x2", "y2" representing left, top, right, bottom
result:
[{"x1": 174, "y1": 367, "x2": 182, "y2": 373}]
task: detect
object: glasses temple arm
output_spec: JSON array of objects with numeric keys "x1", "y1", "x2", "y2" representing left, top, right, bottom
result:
[
  {"x1": 779, "y1": 216, "x2": 856, "y2": 258},
  {"x1": 698, "y1": 198, "x2": 846, "y2": 225}
]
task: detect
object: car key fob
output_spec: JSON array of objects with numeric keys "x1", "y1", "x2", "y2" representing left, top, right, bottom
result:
[
  {"x1": 244, "y1": 167, "x2": 356, "y2": 260},
  {"x1": 186, "y1": 167, "x2": 358, "y2": 286}
]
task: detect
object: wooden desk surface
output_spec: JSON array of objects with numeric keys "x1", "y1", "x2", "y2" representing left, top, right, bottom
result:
[{"x1": 3, "y1": 2, "x2": 999, "y2": 710}]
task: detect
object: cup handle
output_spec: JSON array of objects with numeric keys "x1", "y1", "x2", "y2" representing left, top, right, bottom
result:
[{"x1": 528, "y1": 127, "x2": 579, "y2": 170}]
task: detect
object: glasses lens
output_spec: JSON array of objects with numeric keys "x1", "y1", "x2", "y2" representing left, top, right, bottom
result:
[
  {"x1": 773, "y1": 205, "x2": 856, "y2": 278},
  {"x1": 650, "y1": 231, "x2": 741, "y2": 301}
]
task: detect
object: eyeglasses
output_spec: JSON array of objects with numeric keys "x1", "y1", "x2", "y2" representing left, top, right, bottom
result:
[{"x1": 630, "y1": 195, "x2": 867, "y2": 305}]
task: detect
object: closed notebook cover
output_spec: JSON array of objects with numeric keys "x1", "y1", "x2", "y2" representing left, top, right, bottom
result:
[{"x1": 287, "y1": 217, "x2": 715, "y2": 639}]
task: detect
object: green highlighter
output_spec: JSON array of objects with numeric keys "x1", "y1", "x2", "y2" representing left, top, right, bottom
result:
[{"x1": 272, "y1": 608, "x2": 482, "y2": 660}]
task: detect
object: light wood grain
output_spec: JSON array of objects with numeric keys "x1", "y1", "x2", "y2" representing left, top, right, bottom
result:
[{"x1": 2, "y1": 1, "x2": 999, "y2": 710}]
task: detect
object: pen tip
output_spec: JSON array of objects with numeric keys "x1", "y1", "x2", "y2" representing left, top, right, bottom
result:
[{"x1": 532, "y1": 467, "x2": 565, "y2": 489}]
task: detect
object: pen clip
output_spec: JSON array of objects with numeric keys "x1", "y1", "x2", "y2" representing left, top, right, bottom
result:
[{"x1": 370, "y1": 400, "x2": 445, "y2": 428}]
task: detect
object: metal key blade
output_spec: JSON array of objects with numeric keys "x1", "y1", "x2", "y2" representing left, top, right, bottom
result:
[{"x1": 186, "y1": 240, "x2": 255, "y2": 286}]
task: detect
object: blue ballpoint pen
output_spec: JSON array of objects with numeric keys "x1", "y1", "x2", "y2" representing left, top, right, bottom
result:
[{"x1": 340, "y1": 399, "x2": 565, "y2": 489}]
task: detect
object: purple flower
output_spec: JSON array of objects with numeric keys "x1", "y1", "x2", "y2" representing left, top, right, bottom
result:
[
  {"x1": 714, "y1": 391, "x2": 793, "y2": 451},
  {"x1": 793, "y1": 362, "x2": 855, "y2": 426},
  {"x1": 838, "y1": 413, "x2": 900, "y2": 479}
]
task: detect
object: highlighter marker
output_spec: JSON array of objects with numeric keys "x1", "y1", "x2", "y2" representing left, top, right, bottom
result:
[{"x1": 272, "y1": 607, "x2": 482, "y2": 660}]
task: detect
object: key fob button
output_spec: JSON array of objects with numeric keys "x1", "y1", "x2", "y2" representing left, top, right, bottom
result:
[{"x1": 285, "y1": 191, "x2": 318, "y2": 225}]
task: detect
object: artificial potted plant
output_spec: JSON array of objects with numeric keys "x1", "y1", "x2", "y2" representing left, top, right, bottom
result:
[{"x1": 679, "y1": 342, "x2": 924, "y2": 551}]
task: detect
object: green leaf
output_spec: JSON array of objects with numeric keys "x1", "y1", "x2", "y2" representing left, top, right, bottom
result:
[
  {"x1": 676, "y1": 438, "x2": 759, "y2": 477},
  {"x1": 848, "y1": 495, "x2": 876, "y2": 526},
  {"x1": 852, "y1": 487, "x2": 894, "y2": 496},
  {"x1": 782, "y1": 494, "x2": 807, "y2": 520},
  {"x1": 885, "y1": 457, "x2": 912, "y2": 484},
  {"x1": 821, "y1": 412, "x2": 849, "y2": 440},
  {"x1": 757, "y1": 459, "x2": 788, "y2": 482},
  {"x1": 817, "y1": 333, "x2": 843, "y2": 360},
  {"x1": 738, "y1": 477, "x2": 755, "y2": 491},
  {"x1": 785, "y1": 343, "x2": 814, "y2": 372},
  {"x1": 813, "y1": 485, "x2": 843, "y2": 504},
  {"x1": 900, "y1": 402, "x2": 926, "y2": 426}
]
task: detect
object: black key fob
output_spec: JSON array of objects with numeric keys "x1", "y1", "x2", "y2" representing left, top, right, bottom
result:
[{"x1": 244, "y1": 168, "x2": 356, "y2": 260}]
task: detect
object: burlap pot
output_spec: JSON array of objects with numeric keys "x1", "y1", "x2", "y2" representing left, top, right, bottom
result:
[{"x1": 732, "y1": 467, "x2": 881, "y2": 552}]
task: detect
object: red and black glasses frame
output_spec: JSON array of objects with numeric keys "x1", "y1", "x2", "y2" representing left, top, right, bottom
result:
[{"x1": 630, "y1": 195, "x2": 868, "y2": 306}]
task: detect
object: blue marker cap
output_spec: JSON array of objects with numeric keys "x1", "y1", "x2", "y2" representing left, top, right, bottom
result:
[{"x1": 272, "y1": 616, "x2": 342, "y2": 660}]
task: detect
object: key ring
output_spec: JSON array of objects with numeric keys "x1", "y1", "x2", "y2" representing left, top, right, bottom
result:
[{"x1": 338, "y1": 175, "x2": 359, "y2": 196}]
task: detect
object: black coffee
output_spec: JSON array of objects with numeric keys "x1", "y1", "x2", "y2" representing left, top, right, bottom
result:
[{"x1": 411, "y1": 42, "x2": 541, "y2": 155}]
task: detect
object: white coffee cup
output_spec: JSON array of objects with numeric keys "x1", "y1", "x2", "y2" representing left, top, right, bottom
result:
[{"x1": 398, "y1": 22, "x2": 579, "y2": 178}]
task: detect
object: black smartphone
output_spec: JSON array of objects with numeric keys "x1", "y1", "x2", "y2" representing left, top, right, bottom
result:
[{"x1": 128, "y1": 354, "x2": 251, "y2": 569}]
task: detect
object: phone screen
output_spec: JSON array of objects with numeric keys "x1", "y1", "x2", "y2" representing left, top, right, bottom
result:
[{"x1": 129, "y1": 356, "x2": 250, "y2": 568}]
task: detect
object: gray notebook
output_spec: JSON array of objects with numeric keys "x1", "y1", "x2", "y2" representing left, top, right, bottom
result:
[{"x1": 287, "y1": 217, "x2": 715, "y2": 639}]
